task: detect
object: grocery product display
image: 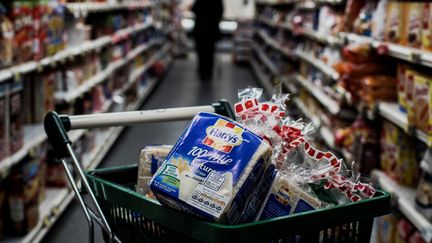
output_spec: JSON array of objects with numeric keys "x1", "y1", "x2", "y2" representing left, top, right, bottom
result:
[
  {"x1": 250, "y1": 0, "x2": 432, "y2": 242},
  {"x1": 0, "y1": 0, "x2": 176, "y2": 242}
]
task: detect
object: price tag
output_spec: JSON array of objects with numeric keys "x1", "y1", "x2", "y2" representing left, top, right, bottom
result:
[
  {"x1": 52, "y1": 206, "x2": 60, "y2": 216},
  {"x1": 409, "y1": 52, "x2": 421, "y2": 63},
  {"x1": 13, "y1": 71, "x2": 21, "y2": 82},
  {"x1": 43, "y1": 216, "x2": 50, "y2": 227}
]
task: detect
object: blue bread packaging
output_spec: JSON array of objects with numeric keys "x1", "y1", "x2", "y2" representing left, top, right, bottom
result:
[{"x1": 150, "y1": 112, "x2": 271, "y2": 223}]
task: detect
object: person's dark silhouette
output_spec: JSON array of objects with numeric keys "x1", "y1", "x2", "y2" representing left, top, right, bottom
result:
[{"x1": 192, "y1": 0, "x2": 224, "y2": 81}]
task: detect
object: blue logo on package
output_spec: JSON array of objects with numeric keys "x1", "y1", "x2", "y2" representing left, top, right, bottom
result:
[{"x1": 150, "y1": 112, "x2": 269, "y2": 221}]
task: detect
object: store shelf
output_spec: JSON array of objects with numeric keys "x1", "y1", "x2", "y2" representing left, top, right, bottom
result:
[
  {"x1": 55, "y1": 40, "x2": 159, "y2": 102},
  {"x1": 256, "y1": 0, "x2": 297, "y2": 5},
  {"x1": 294, "y1": 50, "x2": 340, "y2": 81},
  {"x1": 257, "y1": 30, "x2": 295, "y2": 58},
  {"x1": 252, "y1": 42, "x2": 279, "y2": 75},
  {"x1": 250, "y1": 58, "x2": 274, "y2": 94},
  {"x1": 293, "y1": 98, "x2": 335, "y2": 148},
  {"x1": 295, "y1": 74, "x2": 341, "y2": 115},
  {"x1": 342, "y1": 33, "x2": 432, "y2": 69},
  {"x1": 0, "y1": 41, "x2": 168, "y2": 180},
  {"x1": 3, "y1": 50, "x2": 171, "y2": 243},
  {"x1": 282, "y1": 77, "x2": 298, "y2": 94},
  {"x1": 372, "y1": 170, "x2": 432, "y2": 242},
  {"x1": 378, "y1": 102, "x2": 429, "y2": 145},
  {"x1": 0, "y1": 125, "x2": 85, "y2": 179},
  {"x1": 0, "y1": 22, "x2": 153, "y2": 84},
  {"x1": 66, "y1": 1, "x2": 152, "y2": 16}
]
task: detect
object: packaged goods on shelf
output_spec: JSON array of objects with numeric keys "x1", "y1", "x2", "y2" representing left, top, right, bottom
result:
[
  {"x1": 9, "y1": 81, "x2": 23, "y2": 154},
  {"x1": 384, "y1": 1, "x2": 405, "y2": 45},
  {"x1": 380, "y1": 121, "x2": 420, "y2": 186},
  {"x1": 0, "y1": 83, "x2": 7, "y2": 161},
  {"x1": 397, "y1": 64, "x2": 408, "y2": 113},
  {"x1": 6, "y1": 155, "x2": 43, "y2": 236},
  {"x1": 422, "y1": 3, "x2": 432, "y2": 51},
  {"x1": 413, "y1": 73, "x2": 432, "y2": 135},
  {"x1": 0, "y1": 4, "x2": 14, "y2": 68},
  {"x1": 416, "y1": 171, "x2": 432, "y2": 222},
  {"x1": 404, "y1": 2, "x2": 423, "y2": 48},
  {"x1": 46, "y1": 1, "x2": 65, "y2": 56},
  {"x1": 11, "y1": 1, "x2": 34, "y2": 63},
  {"x1": 371, "y1": 0, "x2": 388, "y2": 40}
]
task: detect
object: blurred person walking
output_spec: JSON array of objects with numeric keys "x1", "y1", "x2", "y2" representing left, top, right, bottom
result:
[{"x1": 192, "y1": 0, "x2": 224, "y2": 81}]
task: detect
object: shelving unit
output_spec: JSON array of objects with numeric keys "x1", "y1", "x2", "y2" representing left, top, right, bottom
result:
[
  {"x1": 378, "y1": 102, "x2": 430, "y2": 145},
  {"x1": 252, "y1": 42, "x2": 280, "y2": 75},
  {"x1": 256, "y1": 0, "x2": 297, "y2": 6},
  {"x1": 294, "y1": 50, "x2": 339, "y2": 81},
  {"x1": 342, "y1": 33, "x2": 432, "y2": 69},
  {"x1": 65, "y1": 1, "x2": 153, "y2": 16},
  {"x1": 256, "y1": 30, "x2": 295, "y2": 58},
  {"x1": 0, "y1": 21, "x2": 154, "y2": 84},
  {"x1": 372, "y1": 170, "x2": 432, "y2": 242},
  {"x1": 4, "y1": 50, "x2": 172, "y2": 243}
]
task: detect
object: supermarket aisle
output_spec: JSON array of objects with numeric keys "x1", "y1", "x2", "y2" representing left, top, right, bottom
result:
[{"x1": 43, "y1": 53, "x2": 257, "y2": 243}]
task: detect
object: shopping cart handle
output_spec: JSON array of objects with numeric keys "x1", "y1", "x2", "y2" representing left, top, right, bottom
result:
[
  {"x1": 213, "y1": 100, "x2": 235, "y2": 119},
  {"x1": 44, "y1": 111, "x2": 72, "y2": 158}
]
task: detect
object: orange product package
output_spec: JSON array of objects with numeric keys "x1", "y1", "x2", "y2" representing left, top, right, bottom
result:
[
  {"x1": 404, "y1": 2, "x2": 424, "y2": 48},
  {"x1": 397, "y1": 64, "x2": 407, "y2": 113},
  {"x1": 413, "y1": 72, "x2": 432, "y2": 134},
  {"x1": 405, "y1": 69, "x2": 417, "y2": 126},
  {"x1": 384, "y1": 1, "x2": 406, "y2": 44},
  {"x1": 341, "y1": 43, "x2": 374, "y2": 63},
  {"x1": 422, "y1": 3, "x2": 432, "y2": 51}
]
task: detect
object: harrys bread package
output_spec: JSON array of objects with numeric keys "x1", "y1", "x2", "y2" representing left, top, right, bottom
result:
[{"x1": 150, "y1": 112, "x2": 271, "y2": 223}]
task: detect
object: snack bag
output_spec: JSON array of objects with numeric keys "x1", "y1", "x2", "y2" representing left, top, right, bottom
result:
[
  {"x1": 413, "y1": 73, "x2": 431, "y2": 134},
  {"x1": 150, "y1": 112, "x2": 271, "y2": 223},
  {"x1": 422, "y1": 3, "x2": 432, "y2": 51},
  {"x1": 137, "y1": 145, "x2": 172, "y2": 196},
  {"x1": 404, "y1": 3, "x2": 424, "y2": 48},
  {"x1": 384, "y1": 2, "x2": 406, "y2": 44}
]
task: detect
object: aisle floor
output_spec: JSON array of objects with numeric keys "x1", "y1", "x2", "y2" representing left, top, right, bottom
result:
[{"x1": 43, "y1": 53, "x2": 257, "y2": 243}]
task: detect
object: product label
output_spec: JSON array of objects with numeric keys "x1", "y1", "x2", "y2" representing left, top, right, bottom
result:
[{"x1": 150, "y1": 112, "x2": 268, "y2": 221}]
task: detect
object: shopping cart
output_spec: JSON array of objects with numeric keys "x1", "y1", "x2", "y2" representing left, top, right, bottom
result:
[{"x1": 44, "y1": 100, "x2": 391, "y2": 243}]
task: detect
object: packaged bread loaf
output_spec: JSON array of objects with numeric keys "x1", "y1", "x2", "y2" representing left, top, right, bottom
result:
[
  {"x1": 137, "y1": 145, "x2": 172, "y2": 196},
  {"x1": 150, "y1": 112, "x2": 271, "y2": 223}
]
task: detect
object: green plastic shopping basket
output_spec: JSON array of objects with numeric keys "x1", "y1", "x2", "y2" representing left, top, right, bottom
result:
[{"x1": 86, "y1": 164, "x2": 391, "y2": 243}]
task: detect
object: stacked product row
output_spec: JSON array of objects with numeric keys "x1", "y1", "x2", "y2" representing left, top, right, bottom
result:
[
  {"x1": 252, "y1": 0, "x2": 432, "y2": 242},
  {"x1": 0, "y1": 0, "x2": 176, "y2": 242}
]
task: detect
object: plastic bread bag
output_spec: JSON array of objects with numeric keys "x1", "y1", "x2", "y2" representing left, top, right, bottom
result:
[
  {"x1": 234, "y1": 85, "x2": 289, "y2": 145},
  {"x1": 256, "y1": 170, "x2": 324, "y2": 221},
  {"x1": 136, "y1": 145, "x2": 172, "y2": 196},
  {"x1": 149, "y1": 112, "x2": 272, "y2": 223}
]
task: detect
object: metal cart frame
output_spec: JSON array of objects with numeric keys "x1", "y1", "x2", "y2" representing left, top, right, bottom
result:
[{"x1": 44, "y1": 100, "x2": 234, "y2": 243}]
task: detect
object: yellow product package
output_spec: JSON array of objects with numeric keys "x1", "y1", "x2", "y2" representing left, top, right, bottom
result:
[
  {"x1": 405, "y1": 69, "x2": 417, "y2": 127},
  {"x1": 422, "y1": 3, "x2": 432, "y2": 51},
  {"x1": 404, "y1": 2, "x2": 424, "y2": 47},
  {"x1": 380, "y1": 121, "x2": 399, "y2": 179},
  {"x1": 413, "y1": 73, "x2": 432, "y2": 134},
  {"x1": 384, "y1": 2, "x2": 406, "y2": 44}
]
